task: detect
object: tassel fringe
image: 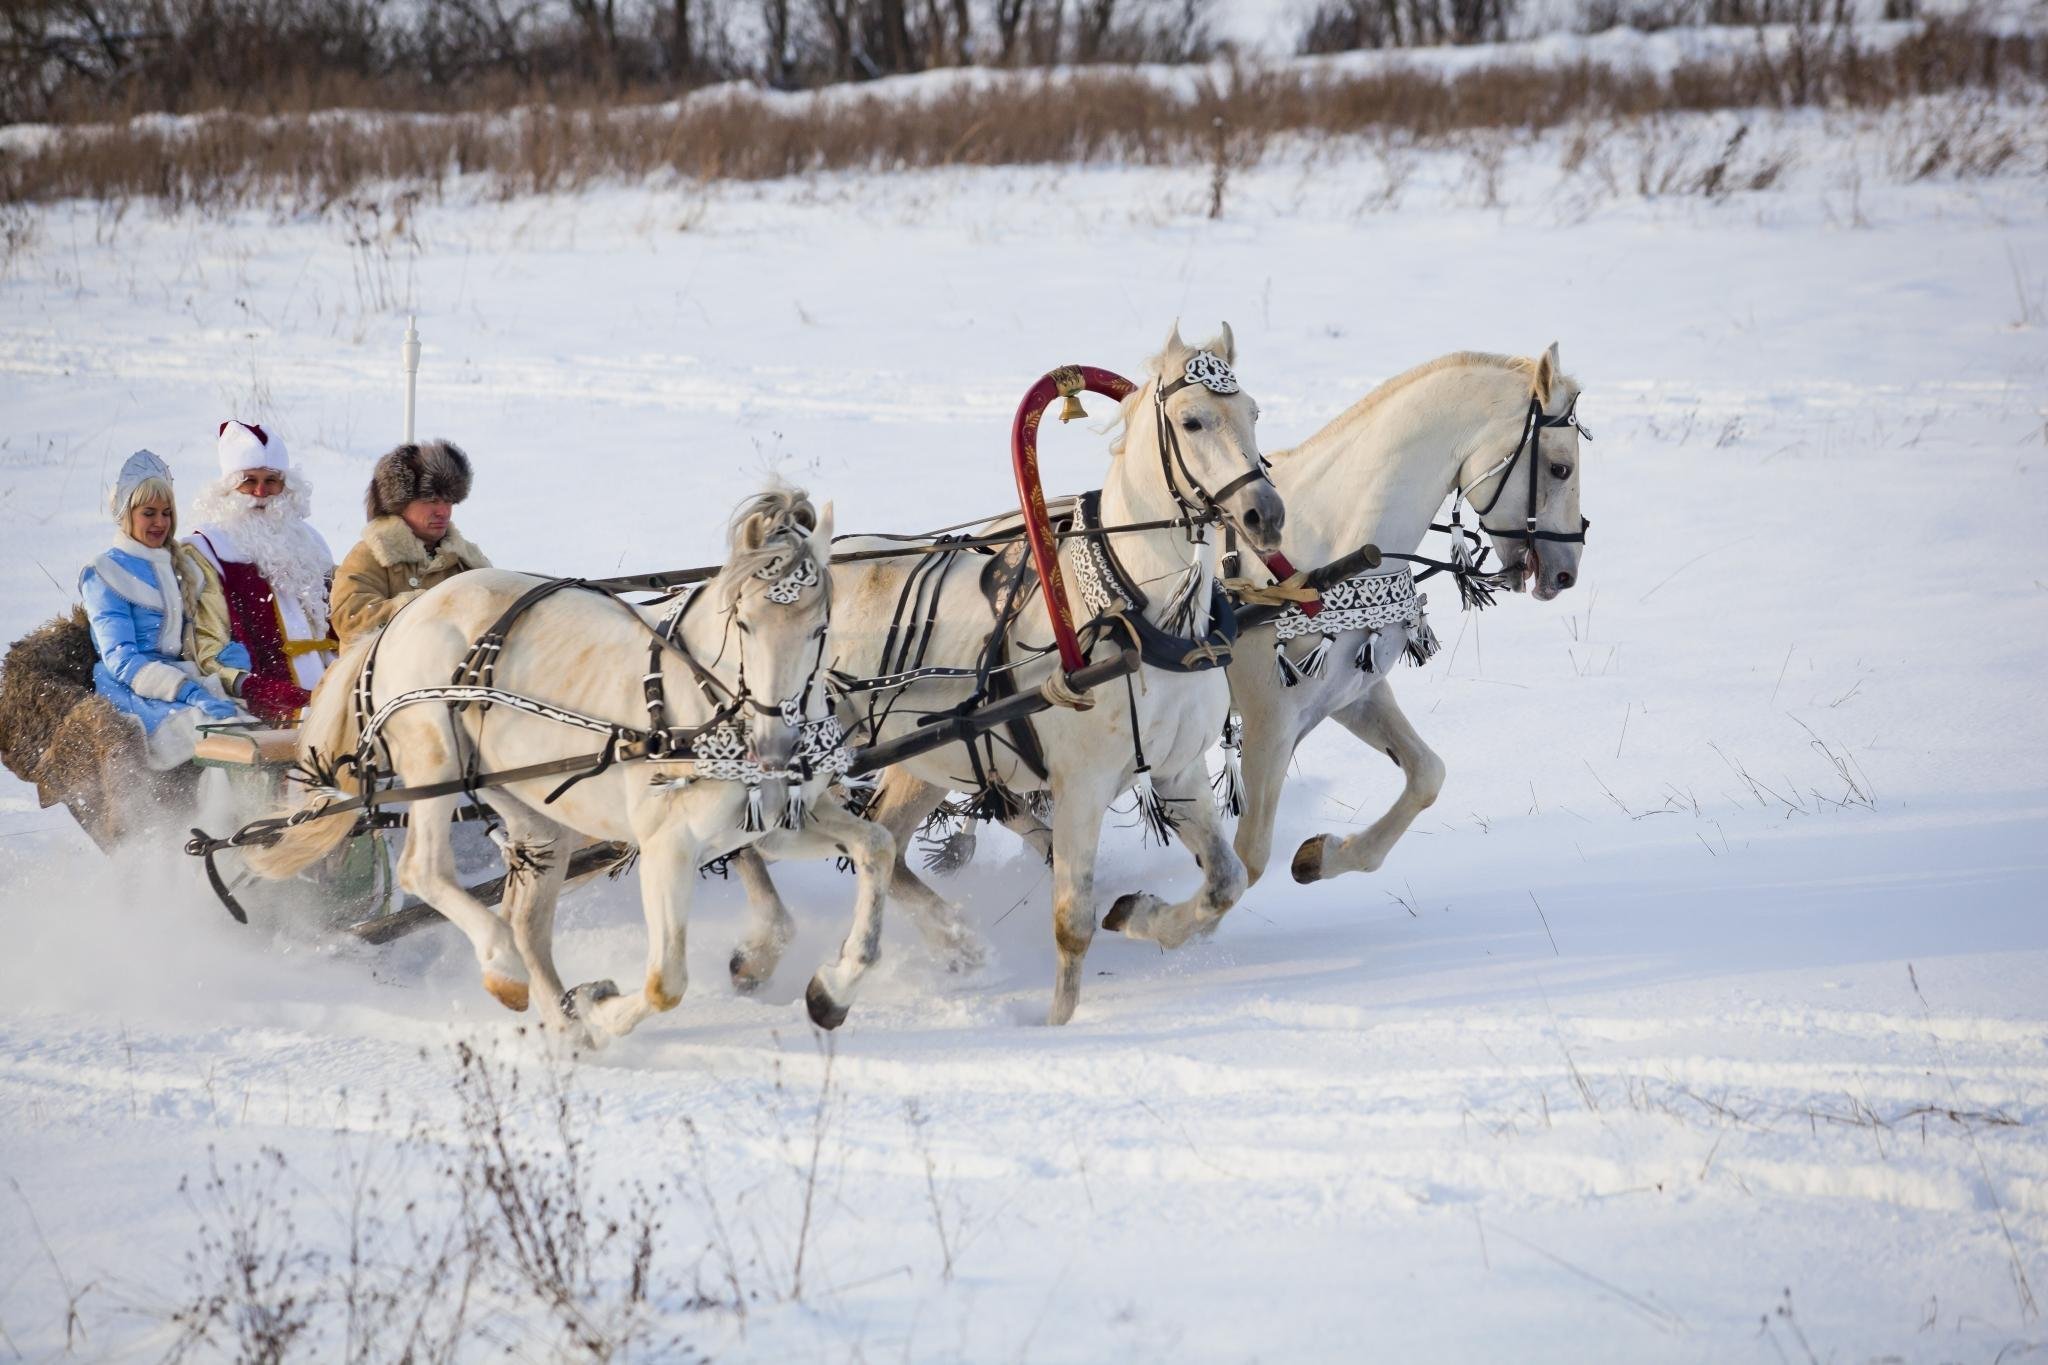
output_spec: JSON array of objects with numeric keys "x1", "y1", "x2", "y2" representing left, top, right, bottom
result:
[
  {"x1": 967, "y1": 782, "x2": 1024, "y2": 825},
  {"x1": 1274, "y1": 641, "x2": 1303, "y2": 688},
  {"x1": 1132, "y1": 767, "x2": 1178, "y2": 847},
  {"x1": 1355, "y1": 627, "x2": 1382, "y2": 674},
  {"x1": 741, "y1": 781, "x2": 767, "y2": 832},
  {"x1": 1298, "y1": 634, "x2": 1332, "y2": 680},
  {"x1": 1213, "y1": 712, "x2": 1246, "y2": 817},
  {"x1": 780, "y1": 777, "x2": 807, "y2": 831},
  {"x1": 1405, "y1": 613, "x2": 1441, "y2": 667}
]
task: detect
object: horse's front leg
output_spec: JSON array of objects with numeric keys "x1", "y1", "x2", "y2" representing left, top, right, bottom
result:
[
  {"x1": 1291, "y1": 680, "x2": 1445, "y2": 883},
  {"x1": 1044, "y1": 765, "x2": 1122, "y2": 1026},
  {"x1": 497, "y1": 810, "x2": 577, "y2": 1037},
  {"x1": 1228, "y1": 675, "x2": 1302, "y2": 887},
  {"x1": 726, "y1": 847, "x2": 795, "y2": 993},
  {"x1": 751, "y1": 794, "x2": 895, "y2": 1030},
  {"x1": 395, "y1": 792, "x2": 530, "y2": 1012},
  {"x1": 1101, "y1": 756, "x2": 1248, "y2": 949},
  {"x1": 569, "y1": 805, "x2": 702, "y2": 1043}
]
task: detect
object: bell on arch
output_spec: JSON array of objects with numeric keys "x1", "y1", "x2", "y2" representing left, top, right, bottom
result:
[{"x1": 1059, "y1": 392, "x2": 1088, "y2": 423}]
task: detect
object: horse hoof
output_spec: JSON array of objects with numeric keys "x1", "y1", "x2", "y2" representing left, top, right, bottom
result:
[
  {"x1": 804, "y1": 976, "x2": 850, "y2": 1031},
  {"x1": 561, "y1": 979, "x2": 619, "y2": 1019},
  {"x1": 1102, "y1": 892, "x2": 1144, "y2": 934},
  {"x1": 482, "y1": 971, "x2": 530, "y2": 1013},
  {"x1": 730, "y1": 949, "x2": 768, "y2": 994},
  {"x1": 1291, "y1": 835, "x2": 1328, "y2": 884}
]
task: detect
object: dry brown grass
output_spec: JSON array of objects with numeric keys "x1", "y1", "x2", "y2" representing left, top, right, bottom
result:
[{"x1": 2, "y1": 20, "x2": 2040, "y2": 210}]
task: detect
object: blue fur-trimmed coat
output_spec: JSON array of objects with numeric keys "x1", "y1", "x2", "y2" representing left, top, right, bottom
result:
[{"x1": 80, "y1": 536, "x2": 250, "y2": 760}]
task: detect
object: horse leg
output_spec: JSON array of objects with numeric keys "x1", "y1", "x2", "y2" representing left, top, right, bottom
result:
[
  {"x1": 1101, "y1": 756, "x2": 1249, "y2": 949},
  {"x1": 727, "y1": 848, "x2": 796, "y2": 993},
  {"x1": 1229, "y1": 684, "x2": 1300, "y2": 888},
  {"x1": 1045, "y1": 766, "x2": 1121, "y2": 1026},
  {"x1": 868, "y1": 771, "x2": 988, "y2": 973},
  {"x1": 570, "y1": 814, "x2": 699, "y2": 1042},
  {"x1": 753, "y1": 796, "x2": 894, "y2": 1030},
  {"x1": 1292, "y1": 681, "x2": 1445, "y2": 884},
  {"x1": 394, "y1": 793, "x2": 529, "y2": 1011},
  {"x1": 496, "y1": 810, "x2": 578, "y2": 1037}
]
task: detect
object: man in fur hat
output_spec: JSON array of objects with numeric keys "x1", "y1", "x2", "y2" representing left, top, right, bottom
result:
[
  {"x1": 188, "y1": 420, "x2": 338, "y2": 725},
  {"x1": 332, "y1": 440, "x2": 490, "y2": 648}
]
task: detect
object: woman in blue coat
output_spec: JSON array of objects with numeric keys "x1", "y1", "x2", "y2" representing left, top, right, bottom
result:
[{"x1": 81, "y1": 450, "x2": 252, "y2": 768}]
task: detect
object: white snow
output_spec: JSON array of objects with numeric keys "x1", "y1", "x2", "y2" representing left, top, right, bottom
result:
[{"x1": 2, "y1": 97, "x2": 2046, "y2": 1360}]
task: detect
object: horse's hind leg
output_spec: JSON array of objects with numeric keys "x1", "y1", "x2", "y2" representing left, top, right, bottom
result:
[
  {"x1": 1292, "y1": 681, "x2": 1445, "y2": 884},
  {"x1": 394, "y1": 793, "x2": 529, "y2": 1011},
  {"x1": 728, "y1": 849, "x2": 795, "y2": 993},
  {"x1": 866, "y1": 771, "x2": 987, "y2": 973},
  {"x1": 1101, "y1": 756, "x2": 1249, "y2": 949}
]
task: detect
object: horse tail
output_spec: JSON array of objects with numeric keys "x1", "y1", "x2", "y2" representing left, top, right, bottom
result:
[{"x1": 242, "y1": 637, "x2": 372, "y2": 879}]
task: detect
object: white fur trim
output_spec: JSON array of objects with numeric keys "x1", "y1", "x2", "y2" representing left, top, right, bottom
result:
[
  {"x1": 132, "y1": 659, "x2": 191, "y2": 702},
  {"x1": 99, "y1": 537, "x2": 184, "y2": 655},
  {"x1": 217, "y1": 421, "x2": 287, "y2": 476}
]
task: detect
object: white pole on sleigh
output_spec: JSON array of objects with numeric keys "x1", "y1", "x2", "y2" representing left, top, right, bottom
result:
[{"x1": 401, "y1": 314, "x2": 421, "y2": 444}]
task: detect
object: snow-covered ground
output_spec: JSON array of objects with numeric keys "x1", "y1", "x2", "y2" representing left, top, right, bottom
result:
[{"x1": 2, "y1": 102, "x2": 2046, "y2": 1360}]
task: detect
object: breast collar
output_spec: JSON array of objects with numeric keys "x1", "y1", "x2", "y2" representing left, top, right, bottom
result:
[{"x1": 1068, "y1": 490, "x2": 1237, "y2": 673}]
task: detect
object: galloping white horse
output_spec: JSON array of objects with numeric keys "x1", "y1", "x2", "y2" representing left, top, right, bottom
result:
[
  {"x1": 247, "y1": 487, "x2": 893, "y2": 1045},
  {"x1": 847, "y1": 346, "x2": 1590, "y2": 926},
  {"x1": 1234, "y1": 345, "x2": 1588, "y2": 887},
  {"x1": 732, "y1": 324, "x2": 1285, "y2": 1024}
]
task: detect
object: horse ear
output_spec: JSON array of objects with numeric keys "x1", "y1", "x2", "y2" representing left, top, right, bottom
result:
[
  {"x1": 1211, "y1": 321, "x2": 1236, "y2": 364},
  {"x1": 1535, "y1": 341, "x2": 1561, "y2": 402},
  {"x1": 736, "y1": 510, "x2": 768, "y2": 551},
  {"x1": 811, "y1": 500, "x2": 834, "y2": 552},
  {"x1": 1163, "y1": 318, "x2": 1186, "y2": 359}
]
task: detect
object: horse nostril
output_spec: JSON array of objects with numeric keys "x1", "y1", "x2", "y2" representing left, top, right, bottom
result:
[
  {"x1": 1555, "y1": 570, "x2": 1575, "y2": 590},
  {"x1": 1243, "y1": 509, "x2": 1262, "y2": 529}
]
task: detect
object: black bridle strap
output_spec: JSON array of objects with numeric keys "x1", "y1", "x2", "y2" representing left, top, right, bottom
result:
[{"x1": 1469, "y1": 394, "x2": 1592, "y2": 548}]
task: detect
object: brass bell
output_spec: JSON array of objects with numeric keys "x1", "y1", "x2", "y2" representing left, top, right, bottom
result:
[{"x1": 1058, "y1": 393, "x2": 1087, "y2": 423}]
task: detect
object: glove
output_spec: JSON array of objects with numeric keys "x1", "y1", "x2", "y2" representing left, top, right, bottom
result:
[
  {"x1": 196, "y1": 694, "x2": 242, "y2": 722},
  {"x1": 241, "y1": 674, "x2": 313, "y2": 723}
]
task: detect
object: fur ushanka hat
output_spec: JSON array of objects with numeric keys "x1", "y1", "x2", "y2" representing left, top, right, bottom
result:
[{"x1": 366, "y1": 440, "x2": 473, "y2": 520}]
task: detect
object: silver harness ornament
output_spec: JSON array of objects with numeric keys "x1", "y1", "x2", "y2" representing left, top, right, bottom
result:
[{"x1": 1268, "y1": 567, "x2": 1440, "y2": 686}]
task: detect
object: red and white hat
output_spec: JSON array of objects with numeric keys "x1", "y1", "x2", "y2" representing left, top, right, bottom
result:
[{"x1": 216, "y1": 419, "x2": 289, "y2": 477}]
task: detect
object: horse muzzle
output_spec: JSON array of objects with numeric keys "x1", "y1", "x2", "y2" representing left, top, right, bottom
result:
[{"x1": 1229, "y1": 480, "x2": 1287, "y2": 556}]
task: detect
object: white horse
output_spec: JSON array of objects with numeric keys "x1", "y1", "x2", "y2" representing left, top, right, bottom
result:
[
  {"x1": 846, "y1": 346, "x2": 1589, "y2": 926},
  {"x1": 1233, "y1": 345, "x2": 1589, "y2": 887},
  {"x1": 246, "y1": 487, "x2": 893, "y2": 1045},
  {"x1": 730, "y1": 324, "x2": 1285, "y2": 1024}
]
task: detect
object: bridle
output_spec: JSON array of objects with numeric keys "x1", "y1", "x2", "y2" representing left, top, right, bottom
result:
[
  {"x1": 1151, "y1": 350, "x2": 1275, "y2": 541},
  {"x1": 692, "y1": 548, "x2": 832, "y2": 763},
  {"x1": 1459, "y1": 392, "x2": 1593, "y2": 556}
]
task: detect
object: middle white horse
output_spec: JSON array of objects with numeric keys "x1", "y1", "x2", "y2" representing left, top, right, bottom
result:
[
  {"x1": 247, "y1": 486, "x2": 892, "y2": 1045},
  {"x1": 731, "y1": 323, "x2": 1284, "y2": 1024}
]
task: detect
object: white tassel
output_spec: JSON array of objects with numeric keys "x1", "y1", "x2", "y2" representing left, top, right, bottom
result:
[
  {"x1": 1214, "y1": 713, "x2": 1246, "y2": 818},
  {"x1": 741, "y1": 781, "x2": 767, "y2": 832},
  {"x1": 1405, "y1": 612, "x2": 1441, "y2": 666},
  {"x1": 1274, "y1": 641, "x2": 1303, "y2": 688},
  {"x1": 1356, "y1": 627, "x2": 1382, "y2": 674},
  {"x1": 780, "y1": 776, "x2": 807, "y2": 831},
  {"x1": 1449, "y1": 522, "x2": 1475, "y2": 576},
  {"x1": 1132, "y1": 767, "x2": 1177, "y2": 847},
  {"x1": 1298, "y1": 634, "x2": 1332, "y2": 680}
]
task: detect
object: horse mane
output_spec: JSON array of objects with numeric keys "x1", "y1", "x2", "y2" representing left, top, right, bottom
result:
[
  {"x1": 719, "y1": 483, "x2": 826, "y2": 607},
  {"x1": 1271, "y1": 350, "x2": 1573, "y2": 460}
]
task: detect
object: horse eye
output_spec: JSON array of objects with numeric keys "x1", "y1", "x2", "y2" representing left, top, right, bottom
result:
[
  {"x1": 1549, "y1": 462, "x2": 1572, "y2": 480},
  {"x1": 1181, "y1": 418, "x2": 1202, "y2": 432}
]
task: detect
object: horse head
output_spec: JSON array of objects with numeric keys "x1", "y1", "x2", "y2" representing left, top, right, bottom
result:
[
  {"x1": 1130, "y1": 321, "x2": 1286, "y2": 554},
  {"x1": 1469, "y1": 342, "x2": 1588, "y2": 603},
  {"x1": 720, "y1": 485, "x2": 833, "y2": 773}
]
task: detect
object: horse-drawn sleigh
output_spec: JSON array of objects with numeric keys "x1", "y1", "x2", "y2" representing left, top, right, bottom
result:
[{"x1": 0, "y1": 322, "x2": 1590, "y2": 1043}]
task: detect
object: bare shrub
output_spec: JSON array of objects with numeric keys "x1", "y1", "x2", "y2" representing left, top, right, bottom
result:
[{"x1": 0, "y1": 19, "x2": 2039, "y2": 210}]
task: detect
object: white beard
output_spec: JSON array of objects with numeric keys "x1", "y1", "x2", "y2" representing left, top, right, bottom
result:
[{"x1": 190, "y1": 475, "x2": 334, "y2": 637}]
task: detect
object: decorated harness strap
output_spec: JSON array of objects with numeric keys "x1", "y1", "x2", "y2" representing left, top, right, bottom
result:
[{"x1": 1266, "y1": 566, "x2": 1439, "y2": 687}]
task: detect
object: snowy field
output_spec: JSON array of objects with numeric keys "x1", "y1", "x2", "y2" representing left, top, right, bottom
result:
[{"x1": 3, "y1": 101, "x2": 2047, "y2": 1360}]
